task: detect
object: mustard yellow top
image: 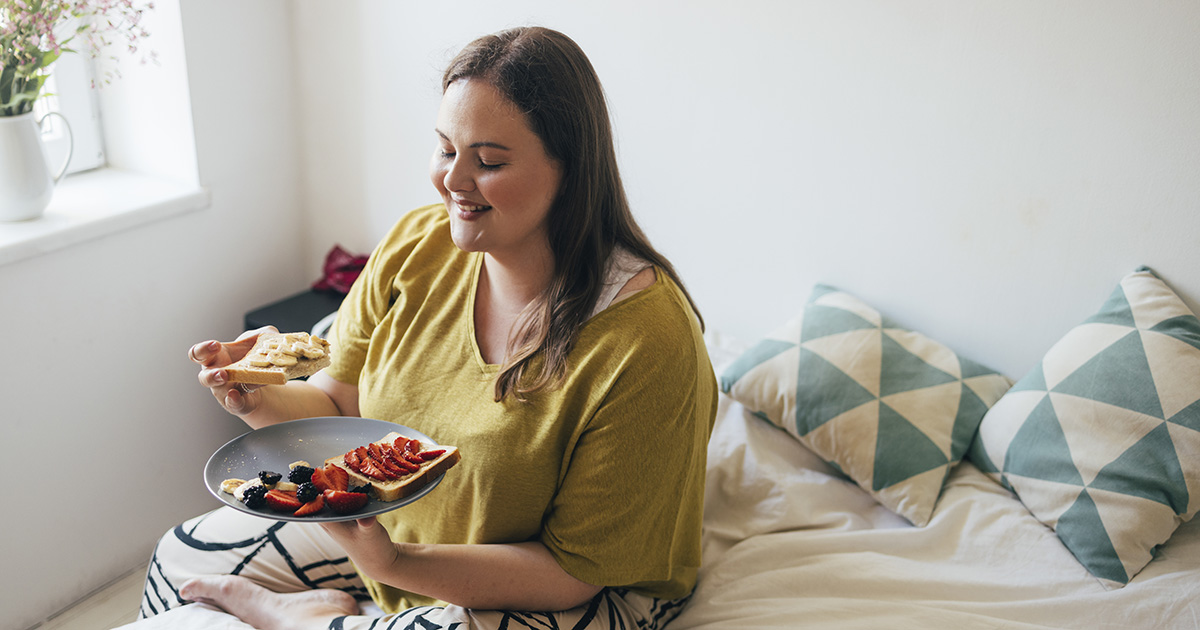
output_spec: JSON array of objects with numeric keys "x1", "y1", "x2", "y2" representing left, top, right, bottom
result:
[{"x1": 325, "y1": 204, "x2": 717, "y2": 613}]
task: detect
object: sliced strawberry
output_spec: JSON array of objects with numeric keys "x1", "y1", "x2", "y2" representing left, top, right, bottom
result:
[
  {"x1": 265, "y1": 489, "x2": 302, "y2": 512},
  {"x1": 310, "y1": 466, "x2": 331, "y2": 492},
  {"x1": 383, "y1": 445, "x2": 420, "y2": 473},
  {"x1": 353, "y1": 446, "x2": 374, "y2": 471},
  {"x1": 375, "y1": 452, "x2": 407, "y2": 478},
  {"x1": 359, "y1": 457, "x2": 390, "y2": 481},
  {"x1": 324, "y1": 463, "x2": 350, "y2": 491},
  {"x1": 364, "y1": 444, "x2": 403, "y2": 480},
  {"x1": 417, "y1": 449, "x2": 446, "y2": 461},
  {"x1": 366, "y1": 444, "x2": 402, "y2": 479},
  {"x1": 293, "y1": 494, "x2": 325, "y2": 517},
  {"x1": 343, "y1": 449, "x2": 367, "y2": 477},
  {"x1": 324, "y1": 490, "x2": 369, "y2": 515}
]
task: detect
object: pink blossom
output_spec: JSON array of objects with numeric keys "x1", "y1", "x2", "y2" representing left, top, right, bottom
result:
[{"x1": 2, "y1": 0, "x2": 155, "y2": 115}]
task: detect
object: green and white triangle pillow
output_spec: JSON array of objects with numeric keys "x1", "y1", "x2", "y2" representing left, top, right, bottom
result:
[
  {"x1": 968, "y1": 267, "x2": 1200, "y2": 587},
  {"x1": 721, "y1": 284, "x2": 1012, "y2": 526}
]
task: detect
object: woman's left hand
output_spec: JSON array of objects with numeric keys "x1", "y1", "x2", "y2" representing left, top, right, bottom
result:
[
  {"x1": 322, "y1": 518, "x2": 602, "y2": 611},
  {"x1": 320, "y1": 517, "x2": 400, "y2": 581}
]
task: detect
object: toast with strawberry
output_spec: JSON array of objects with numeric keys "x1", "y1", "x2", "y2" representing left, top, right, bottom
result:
[{"x1": 324, "y1": 431, "x2": 460, "y2": 502}]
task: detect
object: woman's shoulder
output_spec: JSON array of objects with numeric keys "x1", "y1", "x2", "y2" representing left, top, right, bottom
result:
[
  {"x1": 586, "y1": 271, "x2": 706, "y2": 361},
  {"x1": 370, "y1": 204, "x2": 453, "y2": 265},
  {"x1": 608, "y1": 267, "x2": 657, "y2": 306},
  {"x1": 383, "y1": 204, "x2": 449, "y2": 245}
]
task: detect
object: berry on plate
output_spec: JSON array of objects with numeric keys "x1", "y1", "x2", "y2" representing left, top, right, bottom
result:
[
  {"x1": 293, "y1": 494, "x2": 325, "y2": 517},
  {"x1": 265, "y1": 489, "x2": 303, "y2": 512},
  {"x1": 323, "y1": 490, "x2": 369, "y2": 515}
]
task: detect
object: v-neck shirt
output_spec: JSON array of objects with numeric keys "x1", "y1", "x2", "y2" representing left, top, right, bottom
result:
[{"x1": 325, "y1": 204, "x2": 717, "y2": 613}]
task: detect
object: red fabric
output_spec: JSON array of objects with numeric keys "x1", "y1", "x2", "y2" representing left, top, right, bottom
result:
[{"x1": 313, "y1": 245, "x2": 368, "y2": 294}]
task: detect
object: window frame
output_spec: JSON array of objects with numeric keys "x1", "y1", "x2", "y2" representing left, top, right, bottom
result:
[
  {"x1": 0, "y1": 0, "x2": 208, "y2": 268},
  {"x1": 34, "y1": 51, "x2": 107, "y2": 175}
]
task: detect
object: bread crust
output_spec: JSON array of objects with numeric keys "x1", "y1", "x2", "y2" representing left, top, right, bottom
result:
[
  {"x1": 325, "y1": 431, "x2": 461, "y2": 502},
  {"x1": 224, "y1": 332, "x2": 332, "y2": 385}
]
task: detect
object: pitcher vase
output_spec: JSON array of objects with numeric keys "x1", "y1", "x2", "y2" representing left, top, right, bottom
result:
[{"x1": 0, "y1": 112, "x2": 74, "y2": 222}]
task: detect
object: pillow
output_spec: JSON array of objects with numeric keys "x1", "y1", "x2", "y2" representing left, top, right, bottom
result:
[
  {"x1": 969, "y1": 267, "x2": 1200, "y2": 587},
  {"x1": 721, "y1": 284, "x2": 1012, "y2": 526}
]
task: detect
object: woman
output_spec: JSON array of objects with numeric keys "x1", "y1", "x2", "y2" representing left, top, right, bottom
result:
[{"x1": 142, "y1": 27, "x2": 716, "y2": 630}]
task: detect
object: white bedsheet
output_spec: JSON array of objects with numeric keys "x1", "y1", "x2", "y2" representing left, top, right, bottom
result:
[
  {"x1": 119, "y1": 333, "x2": 1200, "y2": 629},
  {"x1": 670, "y1": 388, "x2": 1200, "y2": 630}
]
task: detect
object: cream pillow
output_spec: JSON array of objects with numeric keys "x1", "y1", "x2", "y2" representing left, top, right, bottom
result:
[
  {"x1": 969, "y1": 267, "x2": 1200, "y2": 587},
  {"x1": 722, "y1": 284, "x2": 1011, "y2": 525}
]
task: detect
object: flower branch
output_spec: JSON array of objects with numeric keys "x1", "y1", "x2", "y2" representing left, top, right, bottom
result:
[{"x1": 0, "y1": 0, "x2": 154, "y2": 117}]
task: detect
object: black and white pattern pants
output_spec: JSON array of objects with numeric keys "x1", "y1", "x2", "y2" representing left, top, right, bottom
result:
[{"x1": 128, "y1": 507, "x2": 687, "y2": 630}]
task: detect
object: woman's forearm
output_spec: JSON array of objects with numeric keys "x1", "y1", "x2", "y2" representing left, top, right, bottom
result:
[
  {"x1": 228, "y1": 371, "x2": 358, "y2": 430},
  {"x1": 360, "y1": 540, "x2": 601, "y2": 611},
  {"x1": 237, "y1": 380, "x2": 343, "y2": 429}
]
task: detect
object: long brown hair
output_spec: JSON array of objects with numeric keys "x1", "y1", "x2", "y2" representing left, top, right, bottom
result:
[{"x1": 442, "y1": 27, "x2": 703, "y2": 402}]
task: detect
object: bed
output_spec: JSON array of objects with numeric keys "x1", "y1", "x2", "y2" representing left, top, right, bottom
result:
[
  {"x1": 672, "y1": 267, "x2": 1200, "y2": 630},
  {"x1": 120, "y1": 267, "x2": 1200, "y2": 630}
]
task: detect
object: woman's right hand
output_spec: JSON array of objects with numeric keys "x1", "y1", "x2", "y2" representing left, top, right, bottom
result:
[{"x1": 189, "y1": 326, "x2": 277, "y2": 417}]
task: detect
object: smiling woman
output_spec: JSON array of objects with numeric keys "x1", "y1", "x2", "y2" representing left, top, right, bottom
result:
[
  {"x1": 438, "y1": 27, "x2": 705, "y2": 404},
  {"x1": 432, "y1": 79, "x2": 562, "y2": 267},
  {"x1": 432, "y1": 79, "x2": 564, "y2": 364},
  {"x1": 128, "y1": 25, "x2": 717, "y2": 630}
]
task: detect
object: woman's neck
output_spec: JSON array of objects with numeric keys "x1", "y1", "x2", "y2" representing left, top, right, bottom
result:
[
  {"x1": 474, "y1": 249, "x2": 554, "y2": 365},
  {"x1": 480, "y1": 248, "x2": 554, "y2": 311}
]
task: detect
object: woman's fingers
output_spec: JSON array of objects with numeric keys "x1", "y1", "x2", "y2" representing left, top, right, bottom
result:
[
  {"x1": 224, "y1": 386, "x2": 249, "y2": 413},
  {"x1": 225, "y1": 329, "x2": 271, "y2": 362},
  {"x1": 197, "y1": 366, "x2": 227, "y2": 389},
  {"x1": 222, "y1": 382, "x2": 266, "y2": 415},
  {"x1": 236, "y1": 325, "x2": 277, "y2": 341},
  {"x1": 190, "y1": 326, "x2": 278, "y2": 417},
  {"x1": 189, "y1": 326, "x2": 278, "y2": 369},
  {"x1": 187, "y1": 340, "x2": 222, "y2": 366},
  {"x1": 198, "y1": 367, "x2": 265, "y2": 391}
]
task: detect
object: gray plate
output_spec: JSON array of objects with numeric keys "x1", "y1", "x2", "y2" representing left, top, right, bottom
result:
[{"x1": 204, "y1": 416, "x2": 446, "y2": 522}]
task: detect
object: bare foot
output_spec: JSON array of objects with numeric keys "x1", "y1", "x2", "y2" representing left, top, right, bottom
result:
[{"x1": 179, "y1": 575, "x2": 358, "y2": 630}]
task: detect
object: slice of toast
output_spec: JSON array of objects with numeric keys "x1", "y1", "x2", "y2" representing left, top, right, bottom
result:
[
  {"x1": 224, "y1": 332, "x2": 332, "y2": 385},
  {"x1": 325, "y1": 431, "x2": 461, "y2": 502}
]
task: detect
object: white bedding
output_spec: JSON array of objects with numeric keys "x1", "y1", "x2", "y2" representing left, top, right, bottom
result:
[
  {"x1": 670, "y1": 380, "x2": 1200, "y2": 629},
  {"x1": 120, "y1": 335, "x2": 1200, "y2": 630}
]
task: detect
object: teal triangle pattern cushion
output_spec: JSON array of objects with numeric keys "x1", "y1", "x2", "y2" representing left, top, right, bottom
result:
[
  {"x1": 721, "y1": 285, "x2": 1012, "y2": 525},
  {"x1": 968, "y1": 267, "x2": 1200, "y2": 588}
]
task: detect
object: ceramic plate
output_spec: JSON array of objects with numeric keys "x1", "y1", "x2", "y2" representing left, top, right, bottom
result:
[{"x1": 204, "y1": 416, "x2": 447, "y2": 522}]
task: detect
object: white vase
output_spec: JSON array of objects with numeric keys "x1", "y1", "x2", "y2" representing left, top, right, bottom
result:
[{"x1": 0, "y1": 112, "x2": 74, "y2": 222}]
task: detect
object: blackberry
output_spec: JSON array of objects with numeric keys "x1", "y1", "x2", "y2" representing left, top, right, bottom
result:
[
  {"x1": 258, "y1": 470, "x2": 283, "y2": 485},
  {"x1": 288, "y1": 466, "x2": 315, "y2": 484},
  {"x1": 296, "y1": 482, "x2": 320, "y2": 503},
  {"x1": 243, "y1": 484, "x2": 269, "y2": 509}
]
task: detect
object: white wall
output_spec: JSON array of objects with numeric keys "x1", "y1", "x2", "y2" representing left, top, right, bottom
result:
[
  {"x1": 294, "y1": 0, "x2": 1200, "y2": 380},
  {"x1": 5, "y1": 1, "x2": 1199, "y2": 627},
  {"x1": 0, "y1": 2, "x2": 311, "y2": 628}
]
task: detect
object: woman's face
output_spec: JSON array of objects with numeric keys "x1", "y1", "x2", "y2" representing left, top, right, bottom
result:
[{"x1": 431, "y1": 78, "x2": 562, "y2": 263}]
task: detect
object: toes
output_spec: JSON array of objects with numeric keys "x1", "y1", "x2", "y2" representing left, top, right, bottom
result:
[
  {"x1": 179, "y1": 575, "x2": 243, "y2": 604},
  {"x1": 178, "y1": 577, "x2": 206, "y2": 602}
]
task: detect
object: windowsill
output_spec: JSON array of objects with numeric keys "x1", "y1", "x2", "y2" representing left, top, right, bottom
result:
[{"x1": 0, "y1": 168, "x2": 210, "y2": 267}]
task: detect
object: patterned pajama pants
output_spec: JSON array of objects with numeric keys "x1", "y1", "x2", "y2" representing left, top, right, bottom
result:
[{"x1": 134, "y1": 506, "x2": 687, "y2": 630}]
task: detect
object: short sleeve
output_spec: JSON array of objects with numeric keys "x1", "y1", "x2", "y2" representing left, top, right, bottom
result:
[
  {"x1": 325, "y1": 205, "x2": 446, "y2": 386},
  {"x1": 539, "y1": 289, "x2": 717, "y2": 598}
]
